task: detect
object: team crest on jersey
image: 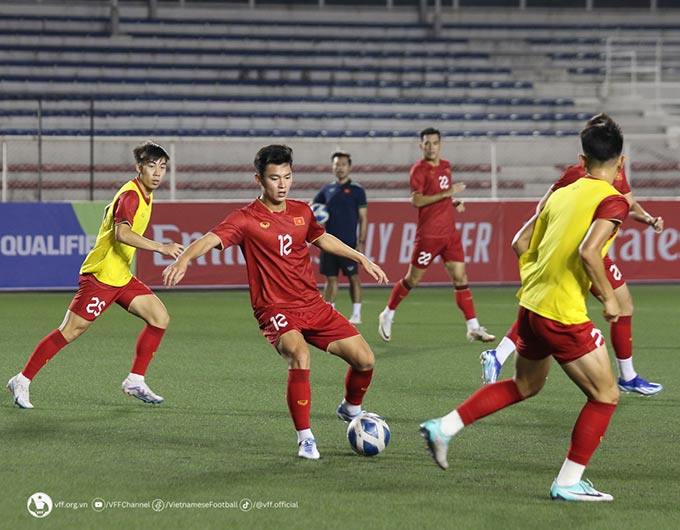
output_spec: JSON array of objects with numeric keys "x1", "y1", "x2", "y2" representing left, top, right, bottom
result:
[
  {"x1": 259, "y1": 221, "x2": 270, "y2": 229},
  {"x1": 293, "y1": 217, "x2": 305, "y2": 226}
]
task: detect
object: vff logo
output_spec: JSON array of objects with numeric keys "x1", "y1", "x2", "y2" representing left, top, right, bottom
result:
[{"x1": 27, "y1": 492, "x2": 53, "y2": 518}]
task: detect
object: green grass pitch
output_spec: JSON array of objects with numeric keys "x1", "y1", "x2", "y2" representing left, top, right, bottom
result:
[{"x1": 1, "y1": 285, "x2": 677, "y2": 529}]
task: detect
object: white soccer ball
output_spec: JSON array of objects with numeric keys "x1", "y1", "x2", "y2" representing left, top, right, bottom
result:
[
  {"x1": 347, "y1": 413, "x2": 391, "y2": 457},
  {"x1": 311, "y1": 203, "x2": 330, "y2": 225}
]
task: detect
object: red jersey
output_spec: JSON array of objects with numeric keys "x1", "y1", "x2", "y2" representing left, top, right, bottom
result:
[
  {"x1": 211, "y1": 198, "x2": 326, "y2": 311},
  {"x1": 552, "y1": 164, "x2": 631, "y2": 195},
  {"x1": 410, "y1": 158, "x2": 456, "y2": 239}
]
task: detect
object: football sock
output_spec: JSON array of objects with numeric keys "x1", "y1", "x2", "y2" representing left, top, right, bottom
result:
[
  {"x1": 15, "y1": 372, "x2": 31, "y2": 386},
  {"x1": 131, "y1": 324, "x2": 165, "y2": 376},
  {"x1": 466, "y1": 318, "x2": 480, "y2": 332},
  {"x1": 610, "y1": 316, "x2": 632, "y2": 360},
  {"x1": 22, "y1": 329, "x2": 68, "y2": 380},
  {"x1": 387, "y1": 278, "x2": 411, "y2": 311},
  {"x1": 617, "y1": 358, "x2": 636, "y2": 382},
  {"x1": 296, "y1": 428, "x2": 314, "y2": 444},
  {"x1": 287, "y1": 369, "x2": 311, "y2": 431},
  {"x1": 567, "y1": 400, "x2": 616, "y2": 466},
  {"x1": 126, "y1": 373, "x2": 145, "y2": 384},
  {"x1": 454, "y1": 285, "x2": 476, "y2": 321},
  {"x1": 505, "y1": 320, "x2": 520, "y2": 345},
  {"x1": 456, "y1": 379, "x2": 525, "y2": 426},
  {"x1": 345, "y1": 367, "x2": 373, "y2": 406},
  {"x1": 351, "y1": 303, "x2": 361, "y2": 318},
  {"x1": 495, "y1": 336, "x2": 517, "y2": 365},
  {"x1": 340, "y1": 399, "x2": 362, "y2": 417},
  {"x1": 440, "y1": 410, "x2": 465, "y2": 437},
  {"x1": 555, "y1": 459, "x2": 587, "y2": 486}
]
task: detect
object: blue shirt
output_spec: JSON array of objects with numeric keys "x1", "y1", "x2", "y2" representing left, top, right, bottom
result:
[{"x1": 312, "y1": 179, "x2": 367, "y2": 246}]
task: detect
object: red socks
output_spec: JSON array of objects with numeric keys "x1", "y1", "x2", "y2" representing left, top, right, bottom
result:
[
  {"x1": 567, "y1": 400, "x2": 617, "y2": 465},
  {"x1": 387, "y1": 279, "x2": 411, "y2": 310},
  {"x1": 610, "y1": 316, "x2": 632, "y2": 360},
  {"x1": 287, "y1": 369, "x2": 311, "y2": 431},
  {"x1": 22, "y1": 329, "x2": 69, "y2": 380},
  {"x1": 506, "y1": 320, "x2": 520, "y2": 344},
  {"x1": 454, "y1": 284, "x2": 476, "y2": 320},
  {"x1": 457, "y1": 379, "x2": 525, "y2": 425},
  {"x1": 345, "y1": 367, "x2": 373, "y2": 406},
  {"x1": 131, "y1": 324, "x2": 166, "y2": 376}
]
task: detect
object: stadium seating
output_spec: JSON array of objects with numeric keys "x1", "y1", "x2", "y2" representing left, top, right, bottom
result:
[{"x1": 0, "y1": 2, "x2": 678, "y2": 200}]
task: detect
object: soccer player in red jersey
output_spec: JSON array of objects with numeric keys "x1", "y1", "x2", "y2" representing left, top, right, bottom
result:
[
  {"x1": 162, "y1": 144, "x2": 388, "y2": 460},
  {"x1": 378, "y1": 127, "x2": 494, "y2": 344},
  {"x1": 481, "y1": 127, "x2": 664, "y2": 395},
  {"x1": 7, "y1": 141, "x2": 185, "y2": 409},
  {"x1": 421, "y1": 113, "x2": 629, "y2": 501}
]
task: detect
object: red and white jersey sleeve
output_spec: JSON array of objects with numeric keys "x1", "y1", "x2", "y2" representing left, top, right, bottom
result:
[
  {"x1": 211, "y1": 199, "x2": 325, "y2": 311},
  {"x1": 553, "y1": 164, "x2": 631, "y2": 195},
  {"x1": 409, "y1": 159, "x2": 456, "y2": 239},
  {"x1": 594, "y1": 194, "x2": 629, "y2": 223},
  {"x1": 113, "y1": 190, "x2": 140, "y2": 226}
]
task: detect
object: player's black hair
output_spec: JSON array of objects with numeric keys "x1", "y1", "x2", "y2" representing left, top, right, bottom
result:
[
  {"x1": 133, "y1": 141, "x2": 170, "y2": 164},
  {"x1": 331, "y1": 150, "x2": 352, "y2": 166},
  {"x1": 580, "y1": 113, "x2": 623, "y2": 165},
  {"x1": 254, "y1": 144, "x2": 293, "y2": 176},
  {"x1": 419, "y1": 127, "x2": 441, "y2": 140}
]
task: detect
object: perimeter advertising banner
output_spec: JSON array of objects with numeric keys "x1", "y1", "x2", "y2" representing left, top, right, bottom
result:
[
  {"x1": 0, "y1": 202, "x2": 106, "y2": 290},
  {"x1": 1, "y1": 200, "x2": 678, "y2": 290},
  {"x1": 136, "y1": 199, "x2": 680, "y2": 288}
]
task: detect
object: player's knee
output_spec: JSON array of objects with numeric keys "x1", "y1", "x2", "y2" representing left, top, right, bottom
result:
[
  {"x1": 620, "y1": 299, "x2": 634, "y2": 316},
  {"x1": 515, "y1": 376, "x2": 546, "y2": 399},
  {"x1": 350, "y1": 346, "x2": 374, "y2": 371},
  {"x1": 150, "y1": 310, "x2": 170, "y2": 329},
  {"x1": 60, "y1": 320, "x2": 89, "y2": 342},
  {"x1": 600, "y1": 384, "x2": 620, "y2": 405}
]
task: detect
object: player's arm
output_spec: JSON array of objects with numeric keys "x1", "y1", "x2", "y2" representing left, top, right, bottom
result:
[
  {"x1": 313, "y1": 233, "x2": 388, "y2": 284},
  {"x1": 410, "y1": 182, "x2": 466, "y2": 208},
  {"x1": 579, "y1": 219, "x2": 621, "y2": 322},
  {"x1": 623, "y1": 192, "x2": 664, "y2": 232},
  {"x1": 162, "y1": 232, "x2": 222, "y2": 286},
  {"x1": 511, "y1": 213, "x2": 538, "y2": 258},
  {"x1": 535, "y1": 187, "x2": 554, "y2": 215},
  {"x1": 356, "y1": 206, "x2": 368, "y2": 251},
  {"x1": 115, "y1": 222, "x2": 184, "y2": 258}
]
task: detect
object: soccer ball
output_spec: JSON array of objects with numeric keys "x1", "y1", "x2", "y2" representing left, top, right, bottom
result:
[
  {"x1": 311, "y1": 203, "x2": 330, "y2": 225},
  {"x1": 347, "y1": 413, "x2": 391, "y2": 456}
]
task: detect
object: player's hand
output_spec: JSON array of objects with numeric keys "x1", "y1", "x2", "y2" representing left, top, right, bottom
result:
[
  {"x1": 651, "y1": 216, "x2": 664, "y2": 233},
  {"x1": 162, "y1": 261, "x2": 187, "y2": 286},
  {"x1": 361, "y1": 259, "x2": 388, "y2": 285},
  {"x1": 160, "y1": 242, "x2": 185, "y2": 259},
  {"x1": 451, "y1": 182, "x2": 466, "y2": 195},
  {"x1": 602, "y1": 298, "x2": 621, "y2": 323},
  {"x1": 453, "y1": 199, "x2": 465, "y2": 212}
]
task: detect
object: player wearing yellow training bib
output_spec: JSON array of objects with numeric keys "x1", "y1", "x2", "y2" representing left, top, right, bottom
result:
[
  {"x1": 80, "y1": 178, "x2": 153, "y2": 287},
  {"x1": 518, "y1": 177, "x2": 627, "y2": 325},
  {"x1": 420, "y1": 114, "x2": 630, "y2": 503},
  {"x1": 7, "y1": 142, "x2": 184, "y2": 409}
]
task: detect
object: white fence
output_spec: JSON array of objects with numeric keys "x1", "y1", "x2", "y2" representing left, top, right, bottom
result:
[{"x1": 2, "y1": 133, "x2": 678, "y2": 202}]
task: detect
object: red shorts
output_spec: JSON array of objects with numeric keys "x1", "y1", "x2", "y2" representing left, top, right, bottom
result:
[
  {"x1": 410, "y1": 231, "x2": 465, "y2": 269},
  {"x1": 590, "y1": 255, "x2": 625, "y2": 297},
  {"x1": 516, "y1": 306, "x2": 605, "y2": 365},
  {"x1": 68, "y1": 274, "x2": 153, "y2": 321},
  {"x1": 254, "y1": 297, "x2": 360, "y2": 352}
]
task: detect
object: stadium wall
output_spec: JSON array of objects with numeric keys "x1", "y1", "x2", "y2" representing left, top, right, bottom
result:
[{"x1": 1, "y1": 199, "x2": 678, "y2": 290}]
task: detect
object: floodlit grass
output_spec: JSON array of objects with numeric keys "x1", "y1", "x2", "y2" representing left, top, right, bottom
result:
[{"x1": 1, "y1": 285, "x2": 677, "y2": 529}]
